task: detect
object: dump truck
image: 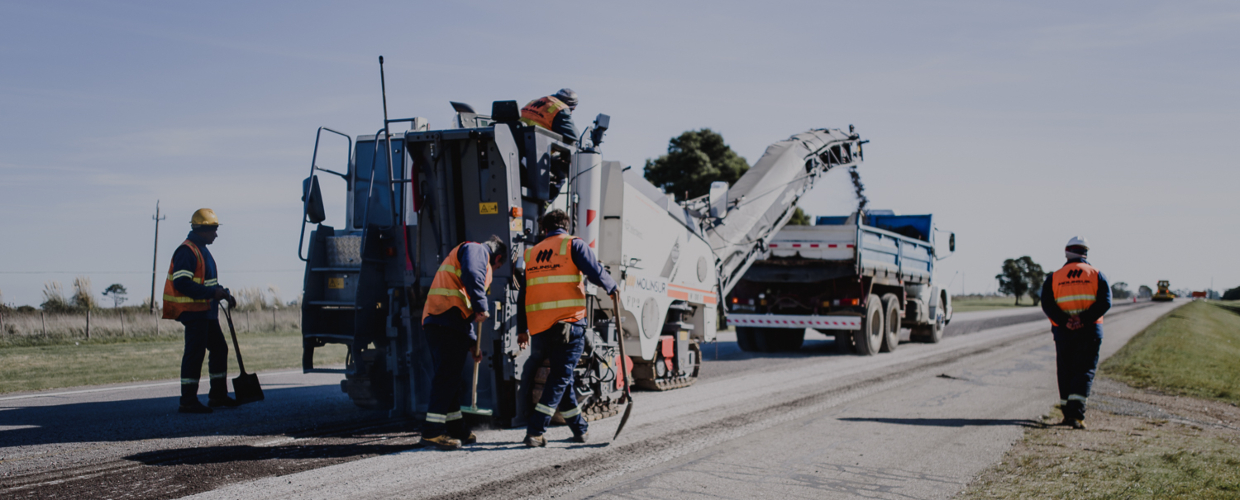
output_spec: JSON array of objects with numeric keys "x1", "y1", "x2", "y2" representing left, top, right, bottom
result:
[
  {"x1": 1152, "y1": 280, "x2": 1175, "y2": 302},
  {"x1": 727, "y1": 211, "x2": 955, "y2": 355},
  {"x1": 295, "y1": 67, "x2": 865, "y2": 425}
]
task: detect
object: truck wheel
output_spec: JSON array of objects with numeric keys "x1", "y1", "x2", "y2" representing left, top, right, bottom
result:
[
  {"x1": 736, "y1": 327, "x2": 759, "y2": 352},
  {"x1": 757, "y1": 328, "x2": 805, "y2": 352},
  {"x1": 911, "y1": 310, "x2": 945, "y2": 343},
  {"x1": 880, "y1": 294, "x2": 900, "y2": 353},
  {"x1": 854, "y1": 294, "x2": 884, "y2": 356}
]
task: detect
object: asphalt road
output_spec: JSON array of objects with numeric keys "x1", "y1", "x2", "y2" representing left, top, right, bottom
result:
[{"x1": 0, "y1": 299, "x2": 1173, "y2": 499}]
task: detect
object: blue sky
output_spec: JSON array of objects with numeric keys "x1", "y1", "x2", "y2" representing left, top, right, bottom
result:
[{"x1": 2, "y1": 1, "x2": 1237, "y2": 306}]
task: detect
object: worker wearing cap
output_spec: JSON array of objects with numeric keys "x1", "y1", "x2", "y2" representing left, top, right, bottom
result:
[
  {"x1": 520, "y1": 88, "x2": 579, "y2": 141},
  {"x1": 163, "y1": 209, "x2": 239, "y2": 414},
  {"x1": 420, "y1": 235, "x2": 508, "y2": 450},
  {"x1": 517, "y1": 209, "x2": 618, "y2": 447},
  {"x1": 1040, "y1": 236, "x2": 1111, "y2": 429}
]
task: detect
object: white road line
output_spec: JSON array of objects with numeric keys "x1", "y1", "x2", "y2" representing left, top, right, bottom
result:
[{"x1": 0, "y1": 370, "x2": 305, "y2": 402}]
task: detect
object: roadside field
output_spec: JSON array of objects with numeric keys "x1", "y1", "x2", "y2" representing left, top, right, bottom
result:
[
  {"x1": 1103, "y1": 300, "x2": 1240, "y2": 404},
  {"x1": 952, "y1": 295, "x2": 1041, "y2": 313},
  {"x1": 959, "y1": 301, "x2": 1240, "y2": 499},
  {"x1": 0, "y1": 329, "x2": 346, "y2": 394}
]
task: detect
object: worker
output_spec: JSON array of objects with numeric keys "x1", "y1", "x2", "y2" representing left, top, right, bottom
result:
[
  {"x1": 518, "y1": 209, "x2": 619, "y2": 447},
  {"x1": 163, "y1": 208, "x2": 238, "y2": 414},
  {"x1": 520, "y1": 88, "x2": 579, "y2": 141},
  {"x1": 419, "y1": 235, "x2": 508, "y2": 450},
  {"x1": 1040, "y1": 236, "x2": 1111, "y2": 430}
]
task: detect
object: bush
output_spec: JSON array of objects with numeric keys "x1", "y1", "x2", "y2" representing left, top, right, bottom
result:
[{"x1": 1223, "y1": 286, "x2": 1240, "y2": 301}]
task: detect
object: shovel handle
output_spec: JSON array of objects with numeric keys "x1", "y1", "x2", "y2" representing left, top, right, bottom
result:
[
  {"x1": 612, "y1": 295, "x2": 631, "y2": 401},
  {"x1": 223, "y1": 304, "x2": 247, "y2": 375},
  {"x1": 470, "y1": 317, "x2": 484, "y2": 409}
]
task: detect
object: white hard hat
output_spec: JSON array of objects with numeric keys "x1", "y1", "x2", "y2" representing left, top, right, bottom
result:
[{"x1": 1066, "y1": 236, "x2": 1089, "y2": 249}]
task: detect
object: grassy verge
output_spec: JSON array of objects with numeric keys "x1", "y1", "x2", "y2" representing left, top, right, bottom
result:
[
  {"x1": 951, "y1": 295, "x2": 1041, "y2": 313},
  {"x1": 0, "y1": 329, "x2": 347, "y2": 394},
  {"x1": 958, "y1": 300, "x2": 1240, "y2": 499},
  {"x1": 1102, "y1": 301, "x2": 1240, "y2": 404},
  {"x1": 961, "y1": 409, "x2": 1240, "y2": 498}
]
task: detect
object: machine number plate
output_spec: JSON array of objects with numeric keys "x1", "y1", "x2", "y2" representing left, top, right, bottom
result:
[
  {"x1": 327, "y1": 277, "x2": 345, "y2": 289},
  {"x1": 479, "y1": 202, "x2": 498, "y2": 215}
]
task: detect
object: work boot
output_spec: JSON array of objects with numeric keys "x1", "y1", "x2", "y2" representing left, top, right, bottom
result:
[
  {"x1": 524, "y1": 434, "x2": 547, "y2": 448},
  {"x1": 179, "y1": 398, "x2": 213, "y2": 414},
  {"x1": 420, "y1": 435, "x2": 461, "y2": 450},
  {"x1": 569, "y1": 432, "x2": 589, "y2": 444},
  {"x1": 451, "y1": 432, "x2": 477, "y2": 445},
  {"x1": 1070, "y1": 419, "x2": 1086, "y2": 430}
]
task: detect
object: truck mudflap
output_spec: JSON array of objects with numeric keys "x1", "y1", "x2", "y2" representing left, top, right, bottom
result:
[{"x1": 728, "y1": 314, "x2": 861, "y2": 330}]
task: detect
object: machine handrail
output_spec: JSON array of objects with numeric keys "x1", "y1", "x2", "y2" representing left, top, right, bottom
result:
[{"x1": 299, "y1": 126, "x2": 353, "y2": 262}]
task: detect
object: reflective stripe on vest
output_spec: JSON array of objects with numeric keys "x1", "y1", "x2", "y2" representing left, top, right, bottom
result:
[
  {"x1": 422, "y1": 242, "x2": 494, "y2": 322},
  {"x1": 520, "y1": 96, "x2": 569, "y2": 131},
  {"x1": 524, "y1": 234, "x2": 586, "y2": 334},
  {"x1": 162, "y1": 240, "x2": 210, "y2": 320},
  {"x1": 1049, "y1": 261, "x2": 1104, "y2": 326}
]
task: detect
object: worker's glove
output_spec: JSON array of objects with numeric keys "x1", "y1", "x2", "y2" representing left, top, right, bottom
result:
[
  {"x1": 1066, "y1": 316, "x2": 1082, "y2": 330},
  {"x1": 471, "y1": 345, "x2": 483, "y2": 363},
  {"x1": 224, "y1": 290, "x2": 238, "y2": 310},
  {"x1": 518, "y1": 332, "x2": 530, "y2": 350},
  {"x1": 212, "y1": 287, "x2": 228, "y2": 300}
]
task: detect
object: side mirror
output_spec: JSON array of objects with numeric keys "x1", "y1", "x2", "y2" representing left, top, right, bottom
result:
[
  {"x1": 949, "y1": 233, "x2": 956, "y2": 252},
  {"x1": 303, "y1": 175, "x2": 326, "y2": 224},
  {"x1": 709, "y1": 181, "x2": 729, "y2": 218}
]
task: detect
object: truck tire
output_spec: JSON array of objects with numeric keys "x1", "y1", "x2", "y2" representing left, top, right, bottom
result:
[
  {"x1": 910, "y1": 309, "x2": 945, "y2": 343},
  {"x1": 854, "y1": 294, "x2": 884, "y2": 356},
  {"x1": 757, "y1": 328, "x2": 805, "y2": 352},
  {"x1": 880, "y1": 294, "x2": 900, "y2": 353},
  {"x1": 735, "y1": 327, "x2": 760, "y2": 352}
]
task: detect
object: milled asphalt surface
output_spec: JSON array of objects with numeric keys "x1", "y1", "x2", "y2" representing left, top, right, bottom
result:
[{"x1": 0, "y1": 299, "x2": 1174, "y2": 499}]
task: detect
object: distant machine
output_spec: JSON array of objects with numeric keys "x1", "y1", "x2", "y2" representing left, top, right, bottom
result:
[{"x1": 1152, "y1": 280, "x2": 1176, "y2": 302}]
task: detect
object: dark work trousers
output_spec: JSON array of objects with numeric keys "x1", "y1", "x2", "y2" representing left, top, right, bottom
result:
[
  {"x1": 423, "y1": 324, "x2": 474, "y2": 439},
  {"x1": 180, "y1": 320, "x2": 229, "y2": 403},
  {"x1": 526, "y1": 322, "x2": 588, "y2": 438},
  {"x1": 1053, "y1": 327, "x2": 1103, "y2": 421}
]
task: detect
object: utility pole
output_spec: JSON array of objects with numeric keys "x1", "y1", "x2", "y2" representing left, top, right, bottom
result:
[{"x1": 150, "y1": 200, "x2": 165, "y2": 314}]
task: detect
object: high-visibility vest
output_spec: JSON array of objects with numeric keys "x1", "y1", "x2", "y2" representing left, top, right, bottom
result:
[
  {"x1": 520, "y1": 96, "x2": 569, "y2": 131},
  {"x1": 1049, "y1": 261, "x2": 1104, "y2": 326},
  {"x1": 423, "y1": 243, "x2": 493, "y2": 322},
  {"x1": 162, "y1": 240, "x2": 217, "y2": 320},
  {"x1": 524, "y1": 234, "x2": 586, "y2": 335}
]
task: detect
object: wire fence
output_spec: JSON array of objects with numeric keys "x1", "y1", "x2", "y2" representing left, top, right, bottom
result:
[{"x1": 0, "y1": 308, "x2": 302, "y2": 344}]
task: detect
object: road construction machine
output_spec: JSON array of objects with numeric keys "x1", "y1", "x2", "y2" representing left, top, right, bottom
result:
[
  {"x1": 1152, "y1": 280, "x2": 1175, "y2": 302},
  {"x1": 728, "y1": 211, "x2": 955, "y2": 355},
  {"x1": 296, "y1": 68, "x2": 864, "y2": 425}
]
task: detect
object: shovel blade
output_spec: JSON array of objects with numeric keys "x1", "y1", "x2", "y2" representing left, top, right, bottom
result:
[
  {"x1": 612, "y1": 401, "x2": 633, "y2": 440},
  {"x1": 232, "y1": 373, "x2": 264, "y2": 403}
]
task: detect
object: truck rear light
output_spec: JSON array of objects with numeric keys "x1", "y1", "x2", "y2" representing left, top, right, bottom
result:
[
  {"x1": 821, "y1": 301, "x2": 830, "y2": 307},
  {"x1": 731, "y1": 297, "x2": 739, "y2": 304},
  {"x1": 848, "y1": 298, "x2": 859, "y2": 306},
  {"x1": 832, "y1": 299, "x2": 840, "y2": 306},
  {"x1": 760, "y1": 299, "x2": 767, "y2": 306},
  {"x1": 748, "y1": 299, "x2": 754, "y2": 305}
]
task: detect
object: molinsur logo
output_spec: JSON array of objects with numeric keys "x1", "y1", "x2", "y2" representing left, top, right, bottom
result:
[
  {"x1": 535, "y1": 249, "x2": 554, "y2": 263},
  {"x1": 1066, "y1": 269, "x2": 1083, "y2": 279}
]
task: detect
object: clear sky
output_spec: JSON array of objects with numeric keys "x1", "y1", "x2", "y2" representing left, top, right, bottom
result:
[{"x1": 2, "y1": 1, "x2": 1237, "y2": 307}]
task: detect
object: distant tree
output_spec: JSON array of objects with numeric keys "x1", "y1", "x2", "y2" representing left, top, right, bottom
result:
[
  {"x1": 41, "y1": 281, "x2": 74, "y2": 312},
  {"x1": 643, "y1": 128, "x2": 750, "y2": 201},
  {"x1": 787, "y1": 207, "x2": 811, "y2": 226},
  {"x1": 1023, "y1": 257, "x2": 1046, "y2": 306},
  {"x1": 1223, "y1": 286, "x2": 1240, "y2": 301},
  {"x1": 1111, "y1": 282, "x2": 1131, "y2": 300},
  {"x1": 1138, "y1": 285, "x2": 1153, "y2": 299},
  {"x1": 72, "y1": 276, "x2": 96, "y2": 310},
  {"x1": 102, "y1": 283, "x2": 129, "y2": 308},
  {"x1": 996, "y1": 259, "x2": 1030, "y2": 305}
]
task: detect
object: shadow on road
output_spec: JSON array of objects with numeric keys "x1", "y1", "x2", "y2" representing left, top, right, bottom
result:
[
  {"x1": 0, "y1": 384, "x2": 386, "y2": 449},
  {"x1": 127, "y1": 441, "x2": 420, "y2": 466},
  {"x1": 837, "y1": 417, "x2": 1041, "y2": 428}
]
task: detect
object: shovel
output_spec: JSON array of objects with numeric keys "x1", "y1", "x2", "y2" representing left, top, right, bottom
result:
[
  {"x1": 612, "y1": 294, "x2": 634, "y2": 440},
  {"x1": 222, "y1": 304, "x2": 264, "y2": 403},
  {"x1": 461, "y1": 317, "x2": 492, "y2": 417}
]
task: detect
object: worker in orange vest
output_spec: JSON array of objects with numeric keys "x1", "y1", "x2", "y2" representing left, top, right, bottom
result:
[
  {"x1": 520, "y1": 88, "x2": 578, "y2": 141},
  {"x1": 1040, "y1": 236, "x2": 1111, "y2": 429},
  {"x1": 517, "y1": 209, "x2": 618, "y2": 447},
  {"x1": 163, "y1": 209, "x2": 238, "y2": 414},
  {"x1": 419, "y1": 235, "x2": 508, "y2": 450}
]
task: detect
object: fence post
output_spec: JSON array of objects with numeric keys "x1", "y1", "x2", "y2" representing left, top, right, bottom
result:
[
  {"x1": 42, "y1": 311, "x2": 47, "y2": 336},
  {"x1": 155, "y1": 311, "x2": 159, "y2": 336},
  {"x1": 0, "y1": 309, "x2": 5, "y2": 334},
  {"x1": 120, "y1": 311, "x2": 125, "y2": 336},
  {"x1": 86, "y1": 309, "x2": 91, "y2": 340},
  {"x1": 272, "y1": 309, "x2": 276, "y2": 332},
  {"x1": 247, "y1": 310, "x2": 251, "y2": 332}
]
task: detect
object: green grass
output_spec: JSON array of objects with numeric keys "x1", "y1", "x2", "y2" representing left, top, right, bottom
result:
[
  {"x1": 0, "y1": 329, "x2": 347, "y2": 394},
  {"x1": 1102, "y1": 301, "x2": 1240, "y2": 405},
  {"x1": 951, "y1": 295, "x2": 1041, "y2": 313}
]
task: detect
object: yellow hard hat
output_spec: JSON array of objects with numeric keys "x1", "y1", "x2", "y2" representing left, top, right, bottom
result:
[{"x1": 191, "y1": 208, "x2": 220, "y2": 226}]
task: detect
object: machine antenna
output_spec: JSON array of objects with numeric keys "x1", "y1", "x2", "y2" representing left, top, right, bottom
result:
[{"x1": 378, "y1": 56, "x2": 390, "y2": 128}]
